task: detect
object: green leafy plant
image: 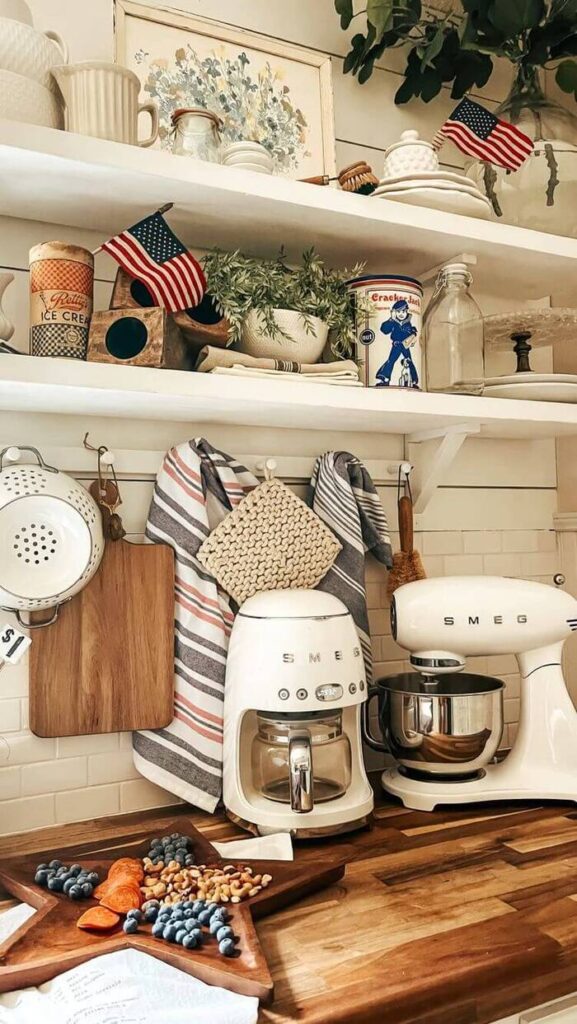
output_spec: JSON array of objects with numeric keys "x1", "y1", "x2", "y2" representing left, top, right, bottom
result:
[
  {"x1": 336, "y1": 0, "x2": 577, "y2": 104},
  {"x1": 201, "y1": 248, "x2": 363, "y2": 356}
]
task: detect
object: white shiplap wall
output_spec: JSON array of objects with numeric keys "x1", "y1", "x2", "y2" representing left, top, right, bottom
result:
[{"x1": 0, "y1": 0, "x2": 563, "y2": 835}]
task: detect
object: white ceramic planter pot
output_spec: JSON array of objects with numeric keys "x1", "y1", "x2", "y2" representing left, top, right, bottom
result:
[
  {"x1": 240, "y1": 308, "x2": 329, "y2": 362},
  {"x1": 0, "y1": 18, "x2": 68, "y2": 91}
]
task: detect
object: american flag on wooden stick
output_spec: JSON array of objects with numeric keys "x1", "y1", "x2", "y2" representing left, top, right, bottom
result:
[
  {"x1": 432, "y1": 97, "x2": 533, "y2": 171},
  {"x1": 102, "y1": 211, "x2": 206, "y2": 312}
]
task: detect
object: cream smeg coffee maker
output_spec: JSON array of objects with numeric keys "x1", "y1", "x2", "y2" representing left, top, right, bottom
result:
[{"x1": 223, "y1": 589, "x2": 374, "y2": 837}]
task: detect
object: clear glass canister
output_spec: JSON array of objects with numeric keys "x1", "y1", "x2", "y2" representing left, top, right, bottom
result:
[
  {"x1": 423, "y1": 262, "x2": 484, "y2": 394},
  {"x1": 171, "y1": 107, "x2": 222, "y2": 162},
  {"x1": 251, "y1": 711, "x2": 351, "y2": 805}
]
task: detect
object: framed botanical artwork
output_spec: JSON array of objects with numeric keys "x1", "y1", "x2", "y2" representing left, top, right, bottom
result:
[{"x1": 115, "y1": 1, "x2": 336, "y2": 178}]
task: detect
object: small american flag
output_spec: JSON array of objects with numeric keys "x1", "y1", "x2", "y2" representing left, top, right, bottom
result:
[
  {"x1": 432, "y1": 97, "x2": 533, "y2": 171},
  {"x1": 102, "y1": 212, "x2": 206, "y2": 313}
]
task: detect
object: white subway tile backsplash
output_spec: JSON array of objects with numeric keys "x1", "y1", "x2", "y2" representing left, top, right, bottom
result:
[
  {"x1": 119, "y1": 778, "x2": 181, "y2": 812},
  {"x1": 421, "y1": 555, "x2": 445, "y2": 577},
  {"x1": 422, "y1": 532, "x2": 463, "y2": 555},
  {"x1": 57, "y1": 734, "x2": 120, "y2": 758},
  {"x1": 379, "y1": 636, "x2": 405, "y2": 662},
  {"x1": 0, "y1": 699, "x2": 20, "y2": 733},
  {"x1": 483, "y1": 553, "x2": 522, "y2": 576},
  {"x1": 21, "y1": 757, "x2": 87, "y2": 796},
  {"x1": 55, "y1": 784, "x2": 120, "y2": 824},
  {"x1": 365, "y1": 583, "x2": 381, "y2": 609},
  {"x1": 4, "y1": 733, "x2": 56, "y2": 766},
  {"x1": 463, "y1": 532, "x2": 502, "y2": 554},
  {"x1": 504, "y1": 698, "x2": 521, "y2": 724},
  {"x1": 88, "y1": 751, "x2": 139, "y2": 785},
  {"x1": 487, "y1": 654, "x2": 519, "y2": 675},
  {"x1": 443, "y1": 554, "x2": 484, "y2": 575},
  {"x1": 0, "y1": 766, "x2": 21, "y2": 800},
  {"x1": 0, "y1": 794, "x2": 56, "y2": 836},
  {"x1": 502, "y1": 531, "x2": 539, "y2": 553},
  {"x1": 520, "y1": 552, "x2": 559, "y2": 576},
  {"x1": 537, "y1": 532, "x2": 557, "y2": 552}
]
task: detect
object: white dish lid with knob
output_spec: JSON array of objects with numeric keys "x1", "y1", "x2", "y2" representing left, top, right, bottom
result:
[{"x1": 237, "y1": 589, "x2": 350, "y2": 619}]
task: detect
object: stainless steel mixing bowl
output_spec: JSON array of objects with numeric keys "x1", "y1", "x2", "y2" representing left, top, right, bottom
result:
[{"x1": 363, "y1": 673, "x2": 504, "y2": 777}]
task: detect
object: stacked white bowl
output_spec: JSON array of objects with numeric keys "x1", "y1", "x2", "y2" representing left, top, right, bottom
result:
[
  {"x1": 0, "y1": 0, "x2": 67, "y2": 128},
  {"x1": 222, "y1": 141, "x2": 274, "y2": 174},
  {"x1": 372, "y1": 129, "x2": 492, "y2": 219}
]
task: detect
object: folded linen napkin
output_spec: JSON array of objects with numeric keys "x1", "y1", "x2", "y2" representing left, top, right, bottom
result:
[
  {"x1": 212, "y1": 832, "x2": 294, "y2": 861},
  {"x1": 195, "y1": 344, "x2": 360, "y2": 379},
  {"x1": 210, "y1": 366, "x2": 363, "y2": 386}
]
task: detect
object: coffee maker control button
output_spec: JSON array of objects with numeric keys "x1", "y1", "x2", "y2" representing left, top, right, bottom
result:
[
  {"x1": 359, "y1": 680, "x2": 365, "y2": 691},
  {"x1": 296, "y1": 688, "x2": 308, "y2": 700},
  {"x1": 349, "y1": 683, "x2": 357, "y2": 694},
  {"x1": 315, "y1": 684, "x2": 343, "y2": 702},
  {"x1": 278, "y1": 688, "x2": 290, "y2": 701}
]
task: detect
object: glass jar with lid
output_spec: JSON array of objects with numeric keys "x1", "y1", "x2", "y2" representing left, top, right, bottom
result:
[
  {"x1": 251, "y1": 711, "x2": 352, "y2": 812},
  {"x1": 423, "y1": 262, "x2": 484, "y2": 395},
  {"x1": 171, "y1": 108, "x2": 222, "y2": 162}
]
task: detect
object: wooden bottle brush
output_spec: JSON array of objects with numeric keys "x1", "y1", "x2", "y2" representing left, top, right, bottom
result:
[
  {"x1": 387, "y1": 471, "x2": 426, "y2": 599},
  {"x1": 300, "y1": 161, "x2": 378, "y2": 195}
]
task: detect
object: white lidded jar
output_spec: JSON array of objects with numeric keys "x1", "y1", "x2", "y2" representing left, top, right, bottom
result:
[{"x1": 423, "y1": 263, "x2": 484, "y2": 394}]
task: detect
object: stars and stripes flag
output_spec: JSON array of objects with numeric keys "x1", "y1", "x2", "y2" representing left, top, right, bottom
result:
[
  {"x1": 102, "y1": 211, "x2": 206, "y2": 312},
  {"x1": 432, "y1": 97, "x2": 533, "y2": 171}
]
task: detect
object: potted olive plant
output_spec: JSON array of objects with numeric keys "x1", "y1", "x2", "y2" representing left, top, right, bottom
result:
[{"x1": 201, "y1": 248, "x2": 362, "y2": 362}]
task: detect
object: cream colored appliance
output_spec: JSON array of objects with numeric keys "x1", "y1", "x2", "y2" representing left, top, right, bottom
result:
[
  {"x1": 223, "y1": 589, "x2": 374, "y2": 837},
  {"x1": 365, "y1": 575, "x2": 577, "y2": 811}
]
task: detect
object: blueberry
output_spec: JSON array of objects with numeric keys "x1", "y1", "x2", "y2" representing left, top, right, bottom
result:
[
  {"x1": 216, "y1": 926, "x2": 235, "y2": 942},
  {"x1": 56, "y1": 866, "x2": 68, "y2": 876},
  {"x1": 212, "y1": 907, "x2": 228, "y2": 922},
  {"x1": 184, "y1": 918, "x2": 199, "y2": 932},
  {"x1": 157, "y1": 912, "x2": 171, "y2": 923},
  {"x1": 63, "y1": 878, "x2": 76, "y2": 894},
  {"x1": 209, "y1": 917, "x2": 224, "y2": 935},
  {"x1": 70, "y1": 865, "x2": 82, "y2": 877},
  {"x1": 161, "y1": 836, "x2": 170, "y2": 845},
  {"x1": 35, "y1": 870, "x2": 49, "y2": 886},
  {"x1": 206, "y1": 902, "x2": 218, "y2": 914},
  {"x1": 182, "y1": 909, "x2": 195, "y2": 919},
  {"x1": 36, "y1": 863, "x2": 49, "y2": 871},
  {"x1": 152, "y1": 922, "x2": 165, "y2": 938},
  {"x1": 126, "y1": 908, "x2": 142, "y2": 922},
  {"x1": 192, "y1": 900, "x2": 205, "y2": 914},
  {"x1": 185, "y1": 856, "x2": 194, "y2": 867},
  {"x1": 175, "y1": 853, "x2": 186, "y2": 865},
  {"x1": 170, "y1": 832, "x2": 180, "y2": 841},
  {"x1": 143, "y1": 907, "x2": 158, "y2": 923},
  {"x1": 69, "y1": 885, "x2": 82, "y2": 900},
  {"x1": 150, "y1": 836, "x2": 161, "y2": 846},
  {"x1": 47, "y1": 876, "x2": 64, "y2": 892},
  {"x1": 219, "y1": 937, "x2": 237, "y2": 957},
  {"x1": 48, "y1": 859, "x2": 61, "y2": 870},
  {"x1": 81, "y1": 882, "x2": 94, "y2": 898},
  {"x1": 175, "y1": 928, "x2": 188, "y2": 944},
  {"x1": 87, "y1": 872, "x2": 99, "y2": 885},
  {"x1": 123, "y1": 918, "x2": 139, "y2": 935},
  {"x1": 182, "y1": 933, "x2": 198, "y2": 950},
  {"x1": 163, "y1": 924, "x2": 178, "y2": 943},
  {"x1": 198, "y1": 910, "x2": 212, "y2": 926}
]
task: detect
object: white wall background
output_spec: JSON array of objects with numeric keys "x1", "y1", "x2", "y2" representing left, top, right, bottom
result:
[{"x1": 0, "y1": 0, "x2": 564, "y2": 835}]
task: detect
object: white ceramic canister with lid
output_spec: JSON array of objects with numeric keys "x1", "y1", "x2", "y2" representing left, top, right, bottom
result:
[{"x1": 348, "y1": 275, "x2": 424, "y2": 389}]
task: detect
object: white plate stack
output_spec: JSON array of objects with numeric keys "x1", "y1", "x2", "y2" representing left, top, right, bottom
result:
[
  {"x1": 0, "y1": 0, "x2": 67, "y2": 128},
  {"x1": 372, "y1": 129, "x2": 492, "y2": 220}
]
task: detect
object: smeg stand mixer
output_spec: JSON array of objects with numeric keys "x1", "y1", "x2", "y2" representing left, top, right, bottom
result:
[{"x1": 364, "y1": 575, "x2": 577, "y2": 811}]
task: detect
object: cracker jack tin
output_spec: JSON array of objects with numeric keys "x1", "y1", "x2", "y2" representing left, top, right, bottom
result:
[{"x1": 348, "y1": 274, "x2": 423, "y2": 389}]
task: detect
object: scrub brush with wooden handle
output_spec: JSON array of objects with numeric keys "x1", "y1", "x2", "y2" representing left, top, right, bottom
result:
[
  {"x1": 387, "y1": 492, "x2": 426, "y2": 600},
  {"x1": 300, "y1": 161, "x2": 378, "y2": 194}
]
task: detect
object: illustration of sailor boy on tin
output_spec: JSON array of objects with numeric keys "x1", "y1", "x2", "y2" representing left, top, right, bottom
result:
[{"x1": 376, "y1": 298, "x2": 419, "y2": 388}]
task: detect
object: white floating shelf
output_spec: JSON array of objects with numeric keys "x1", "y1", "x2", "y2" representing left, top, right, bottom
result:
[
  {"x1": 1, "y1": 355, "x2": 577, "y2": 439},
  {"x1": 1, "y1": 120, "x2": 577, "y2": 299}
]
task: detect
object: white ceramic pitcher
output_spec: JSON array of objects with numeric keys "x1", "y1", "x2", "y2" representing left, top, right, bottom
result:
[{"x1": 52, "y1": 61, "x2": 158, "y2": 146}]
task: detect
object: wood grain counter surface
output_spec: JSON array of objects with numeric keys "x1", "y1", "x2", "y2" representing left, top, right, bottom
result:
[{"x1": 3, "y1": 793, "x2": 577, "y2": 1023}]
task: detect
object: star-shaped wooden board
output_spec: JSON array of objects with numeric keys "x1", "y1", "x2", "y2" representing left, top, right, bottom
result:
[{"x1": 0, "y1": 817, "x2": 345, "y2": 1002}]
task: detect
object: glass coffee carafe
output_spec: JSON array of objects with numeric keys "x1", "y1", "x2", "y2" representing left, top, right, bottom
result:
[{"x1": 251, "y1": 711, "x2": 351, "y2": 813}]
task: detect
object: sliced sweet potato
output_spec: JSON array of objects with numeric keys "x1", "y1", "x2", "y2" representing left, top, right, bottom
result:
[
  {"x1": 108, "y1": 858, "x2": 144, "y2": 882},
  {"x1": 100, "y1": 883, "x2": 142, "y2": 914},
  {"x1": 77, "y1": 907, "x2": 120, "y2": 931},
  {"x1": 93, "y1": 880, "x2": 113, "y2": 900}
]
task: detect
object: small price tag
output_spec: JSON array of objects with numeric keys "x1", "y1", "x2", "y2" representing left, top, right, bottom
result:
[{"x1": 0, "y1": 624, "x2": 31, "y2": 664}]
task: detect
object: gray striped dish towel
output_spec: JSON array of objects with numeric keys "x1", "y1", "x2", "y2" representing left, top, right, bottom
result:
[
  {"x1": 133, "y1": 439, "x2": 258, "y2": 813},
  {"x1": 310, "y1": 452, "x2": 393, "y2": 683}
]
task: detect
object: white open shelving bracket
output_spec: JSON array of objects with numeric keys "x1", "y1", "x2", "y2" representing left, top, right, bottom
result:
[{"x1": 407, "y1": 422, "x2": 481, "y2": 523}]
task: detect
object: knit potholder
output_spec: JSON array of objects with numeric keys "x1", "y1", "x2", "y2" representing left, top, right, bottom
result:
[{"x1": 197, "y1": 478, "x2": 342, "y2": 605}]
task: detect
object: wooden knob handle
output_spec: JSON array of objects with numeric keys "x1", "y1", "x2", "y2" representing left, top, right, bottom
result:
[
  {"x1": 299, "y1": 174, "x2": 330, "y2": 185},
  {"x1": 398, "y1": 495, "x2": 414, "y2": 553}
]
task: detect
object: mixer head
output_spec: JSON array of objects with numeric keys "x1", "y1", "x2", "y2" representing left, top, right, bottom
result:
[{"x1": 409, "y1": 650, "x2": 466, "y2": 676}]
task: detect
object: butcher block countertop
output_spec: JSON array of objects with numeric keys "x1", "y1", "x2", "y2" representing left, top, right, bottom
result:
[{"x1": 3, "y1": 793, "x2": 577, "y2": 1023}]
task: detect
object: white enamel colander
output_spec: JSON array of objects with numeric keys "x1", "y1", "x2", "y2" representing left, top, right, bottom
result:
[{"x1": 0, "y1": 446, "x2": 104, "y2": 624}]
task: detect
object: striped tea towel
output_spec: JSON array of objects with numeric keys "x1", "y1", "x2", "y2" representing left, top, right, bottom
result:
[
  {"x1": 310, "y1": 452, "x2": 393, "y2": 683},
  {"x1": 133, "y1": 439, "x2": 258, "y2": 812}
]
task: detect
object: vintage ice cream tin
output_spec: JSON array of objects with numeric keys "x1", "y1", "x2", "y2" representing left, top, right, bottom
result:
[
  {"x1": 348, "y1": 274, "x2": 423, "y2": 389},
  {"x1": 29, "y1": 241, "x2": 94, "y2": 359}
]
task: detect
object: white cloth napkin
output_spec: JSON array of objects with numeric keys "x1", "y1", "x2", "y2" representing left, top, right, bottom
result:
[
  {"x1": 212, "y1": 832, "x2": 294, "y2": 861},
  {"x1": 0, "y1": 903, "x2": 35, "y2": 943},
  {"x1": 0, "y1": 948, "x2": 258, "y2": 1024}
]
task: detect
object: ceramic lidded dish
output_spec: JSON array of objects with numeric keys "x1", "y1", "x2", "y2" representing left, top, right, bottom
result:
[{"x1": 383, "y1": 129, "x2": 439, "y2": 180}]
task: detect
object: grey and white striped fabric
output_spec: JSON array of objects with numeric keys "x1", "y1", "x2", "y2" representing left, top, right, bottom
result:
[
  {"x1": 310, "y1": 452, "x2": 393, "y2": 683},
  {"x1": 133, "y1": 438, "x2": 257, "y2": 812}
]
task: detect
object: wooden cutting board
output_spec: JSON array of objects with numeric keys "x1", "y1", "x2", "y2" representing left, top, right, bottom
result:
[
  {"x1": 0, "y1": 817, "x2": 345, "y2": 1001},
  {"x1": 29, "y1": 536, "x2": 174, "y2": 736}
]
